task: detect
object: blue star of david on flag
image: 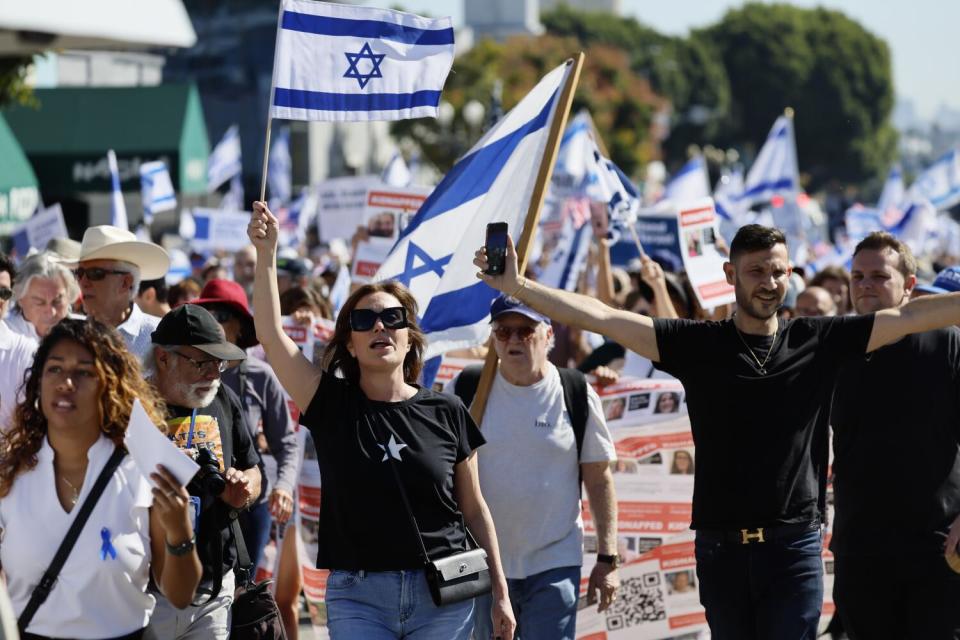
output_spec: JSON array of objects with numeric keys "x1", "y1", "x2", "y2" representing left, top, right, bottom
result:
[
  {"x1": 343, "y1": 42, "x2": 385, "y2": 89},
  {"x1": 394, "y1": 242, "x2": 452, "y2": 288}
]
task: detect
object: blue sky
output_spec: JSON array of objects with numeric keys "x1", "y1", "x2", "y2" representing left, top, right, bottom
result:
[{"x1": 388, "y1": 0, "x2": 959, "y2": 122}]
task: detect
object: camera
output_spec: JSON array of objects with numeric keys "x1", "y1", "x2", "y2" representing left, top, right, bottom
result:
[{"x1": 188, "y1": 444, "x2": 226, "y2": 497}]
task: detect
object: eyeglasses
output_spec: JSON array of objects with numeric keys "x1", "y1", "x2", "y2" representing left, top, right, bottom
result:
[
  {"x1": 0, "y1": 287, "x2": 11, "y2": 301},
  {"x1": 169, "y1": 350, "x2": 228, "y2": 374},
  {"x1": 74, "y1": 267, "x2": 129, "y2": 282},
  {"x1": 349, "y1": 307, "x2": 408, "y2": 332},
  {"x1": 492, "y1": 325, "x2": 537, "y2": 342}
]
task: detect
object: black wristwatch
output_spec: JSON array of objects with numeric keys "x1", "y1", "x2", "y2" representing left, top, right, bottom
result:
[
  {"x1": 166, "y1": 534, "x2": 197, "y2": 557},
  {"x1": 597, "y1": 553, "x2": 621, "y2": 568}
]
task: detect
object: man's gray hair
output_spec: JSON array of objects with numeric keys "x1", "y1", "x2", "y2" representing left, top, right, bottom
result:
[
  {"x1": 142, "y1": 343, "x2": 177, "y2": 379},
  {"x1": 12, "y1": 252, "x2": 80, "y2": 306}
]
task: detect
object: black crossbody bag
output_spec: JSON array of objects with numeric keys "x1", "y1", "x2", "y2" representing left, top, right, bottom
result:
[
  {"x1": 18, "y1": 447, "x2": 127, "y2": 634},
  {"x1": 374, "y1": 425, "x2": 491, "y2": 606}
]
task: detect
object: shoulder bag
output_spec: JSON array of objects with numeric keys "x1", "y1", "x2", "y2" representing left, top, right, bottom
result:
[
  {"x1": 229, "y1": 517, "x2": 287, "y2": 640},
  {"x1": 18, "y1": 447, "x2": 126, "y2": 633}
]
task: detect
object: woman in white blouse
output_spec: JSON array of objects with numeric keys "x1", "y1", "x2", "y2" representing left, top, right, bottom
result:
[{"x1": 0, "y1": 318, "x2": 201, "y2": 639}]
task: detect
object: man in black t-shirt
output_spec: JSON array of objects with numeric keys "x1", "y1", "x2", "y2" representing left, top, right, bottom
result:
[
  {"x1": 474, "y1": 224, "x2": 960, "y2": 640},
  {"x1": 831, "y1": 232, "x2": 960, "y2": 639},
  {"x1": 144, "y1": 304, "x2": 263, "y2": 640}
]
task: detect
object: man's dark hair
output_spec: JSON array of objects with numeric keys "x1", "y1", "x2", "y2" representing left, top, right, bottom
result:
[
  {"x1": 0, "y1": 251, "x2": 15, "y2": 284},
  {"x1": 138, "y1": 277, "x2": 169, "y2": 300},
  {"x1": 852, "y1": 231, "x2": 917, "y2": 278},
  {"x1": 729, "y1": 225, "x2": 787, "y2": 262}
]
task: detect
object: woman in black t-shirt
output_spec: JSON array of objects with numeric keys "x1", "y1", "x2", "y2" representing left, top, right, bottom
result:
[{"x1": 247, "y1": 202, "x2": 516, "y2": 640}]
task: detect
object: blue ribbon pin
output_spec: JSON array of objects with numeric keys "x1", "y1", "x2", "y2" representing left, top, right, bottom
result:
[{"x1": 100, "y1": 527, "x2": 117, "y2": 561}]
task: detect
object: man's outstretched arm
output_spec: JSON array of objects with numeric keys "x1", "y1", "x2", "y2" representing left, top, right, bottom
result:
[
  {"x1": 474, "y1": 235, "x2": 660, "y2": 362},
  {"x1": 868, "y1": 292, "x2": 960, "y2": 352}
]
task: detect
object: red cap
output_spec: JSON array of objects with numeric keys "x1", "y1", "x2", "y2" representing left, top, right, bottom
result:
[{"x1": 189, "y1": 279, "x2": 258, "y2": 349}]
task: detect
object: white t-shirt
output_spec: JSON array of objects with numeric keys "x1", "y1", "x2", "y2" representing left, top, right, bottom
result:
[
  {"x1": 0, "y1": 436, "x2": 155, "y2": 638},
  {"x1": 452, "y1": 364, "x2": 616, "y2": 579},
  {"x1": 0, "y1": 321, "x2": 37, "y2": 432}
]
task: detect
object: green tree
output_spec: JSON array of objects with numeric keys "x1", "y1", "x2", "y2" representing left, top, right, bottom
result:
[
  {"x1": 0, "y1": 57, "x2": 35, "y2": 108},
  {"x1": 541, "y1": 5, "x2": 732, "y2": 164},
  {"x1": 392, "y1": 35, "x2": 667, "y2": 176},
  {"x1": 702, "y1": 3, "x2": 897, "y2": 187}
]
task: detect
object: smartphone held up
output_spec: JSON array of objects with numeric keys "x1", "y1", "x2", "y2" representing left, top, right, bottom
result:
[{"x1": 485, "y1": 222, "x2": 509, "y2": 275}]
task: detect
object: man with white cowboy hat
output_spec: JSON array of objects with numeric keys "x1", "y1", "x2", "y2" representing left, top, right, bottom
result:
[{"x1": 74, "y1": 225, "x2": 170, "y2": 360}]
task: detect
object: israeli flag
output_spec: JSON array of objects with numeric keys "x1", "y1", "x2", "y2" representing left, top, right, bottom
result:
[
  {"x1": 662, "y1": 155, "x2": 710, "y2": 206},
  {"x1": 538, "y1": 199, "x2": 592, "y2": 291},
  {"x1": 220, "y1": 175, "x2": 245, "y2": 212},
  {"x1": 107, "y1": 150, "x2": 128, "y2": 231},
  {"x1": 208, "y1": 125, "x2": 242, "y2": 192},
  {"x1": 886, "y1": 196, "x2": 938, "y2": 256},
  {"x1": 714, "y1": 167, "x2": 746, "y2": 242},
  {"x1": 876, "y1": 164, "x2": 905, "y2": 215},
  {"x1": 910, "y1": 148, "x2": 960, "y2": 211},
  {"x1": 553, "y1": 111, "x2": 595, "y2": 190},
  {"x1": 741, "y1": 115, "x2": 799, "y2": 207},
  {"x1": 139, "y1": 161, "x2": 176, "y2": 226},
  {"x1": 268, "y1": 126, "x2": 292, "y2": 206},
  {"x1": 375, "y1": 61, "x2": 571, "y2": 358},
  {"x1": 381, "y1": 151, "x2": 412, "y2": 187},
  {"x1": 270, "y1": 0, "x2": 454, "y2": 122},
  {"x1": 586, "y1": 146, "x2": 640, "y2": 224}
]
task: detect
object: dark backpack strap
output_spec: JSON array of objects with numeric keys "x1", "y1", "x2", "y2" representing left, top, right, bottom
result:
[
  {"x1": 558, "y1": 368, "x2": 589, "y2": 492},
  {"x1": 18, "y1": 446, "x2": 126, "y2": 633},
  {"x1": 452, "y1": 364, "x2": 484, "y2": 411}
]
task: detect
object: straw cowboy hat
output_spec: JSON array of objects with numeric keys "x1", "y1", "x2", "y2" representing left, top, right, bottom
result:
[{"x1": 76, "y1": 226, "x2": 170, "y2": 280}]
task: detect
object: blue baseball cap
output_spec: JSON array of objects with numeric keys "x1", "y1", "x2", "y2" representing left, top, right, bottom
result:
[
  {"x1": 915, "y1": 265, "x2": 960, "y2": 295},
  {"x1": 490, "y1": 294, "x2": 551, "y2": 325}
]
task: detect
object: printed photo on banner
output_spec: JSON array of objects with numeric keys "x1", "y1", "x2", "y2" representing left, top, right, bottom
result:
[
  {"x1": 676, "y1": 198, "x2": 735, "y2": 309},
  {"x1": 316, "y1": 175, "x2": 382, "y2": 242}
]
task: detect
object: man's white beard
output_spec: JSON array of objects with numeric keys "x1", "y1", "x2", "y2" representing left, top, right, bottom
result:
[{"x1": 177, "y1": 378, "x2": 220, "y2": 408}]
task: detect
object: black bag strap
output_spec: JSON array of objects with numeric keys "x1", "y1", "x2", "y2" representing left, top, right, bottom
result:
[
  {"x1": 18, "y1": 446, "x2": 126, "y2": 633},
  {"x1": 230, "y1": 516, "x2": 254, "y2": 586},
  {"x1": 452, "y1": 364, "x2": 483, "y2": 410}
]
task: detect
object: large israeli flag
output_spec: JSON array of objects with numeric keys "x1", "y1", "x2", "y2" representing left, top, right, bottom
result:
[
  {"x1": 107, "y1": 150, "x2": 128, "y2": 231},
  {"x1": 662, "y1": 155, "x2": 710, "y2": 206},
  {"x1": 208, "y1": 125, "x2": 242, "y2": 192},
  {"x1": 741, "y1": 115, "x2": 799, "y2": 206},
  {"x1": 140, "y1": 161, "x2": 176, "y2": 226},
  {"x1": 375, "y1": 62, "x2": 570, "y2": 358},
  {"x1": 910, "y1": 148, "x2": 960, "y2": 211},
  {"x1": 270, "y1": 0, "x2": 454, "y2": 122}
]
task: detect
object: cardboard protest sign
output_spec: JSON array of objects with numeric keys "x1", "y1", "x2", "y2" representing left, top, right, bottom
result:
[
  {"x1": 11, "y1": 204, "x2": 68, "y2": 257},
  {"x1": 189, "y1": 208, "x2": 252, "y2": 252},
  {"x1": 350, "y1": 186, "x2": 430, "y2": 284},
  {"x1": 315, "y1": 175, "x2": 382, "y2": 243},
  {"x1": 677, "y1": 199, "x2": 735, "y2": 309}
]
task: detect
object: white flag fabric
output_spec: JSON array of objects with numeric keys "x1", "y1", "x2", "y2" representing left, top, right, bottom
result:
[
  {"x1": 375, "y1": 62, "x2": 571, "y2": 358},
  {"x1": 876, "y1": 164, "x2": 905, "y2": 216},
  {"x1": 910, "y1": 148, "x2": 960, "y2": 211},
  {"x1": 268, "y1": 126, "x2": 292, "y2": 206},
  {"x1": 381, "y1": 151, "x2": 412, "y2": 187},
  {"x1": 270, "y1": 0, "x2": 454, "y2": 122},
  {"x1": 220, "y1": 175, "x2": 245, "y2": 212},
  {"x1": 207, "y1": 125, "x2": 242, "y2": 192},
  {"x1": 107, "y1": 149, "x2": 128, "y2": 231},
  {"x1": 538, "y1": 199, "x2": 592, "y2": 291},
  {"x1": 662, "y1": 155, "x2": 710, "y2": 206},
  {"x1": 741, "y1": 115, "x2": 799, "y2": 207},
  {"x1": 140, "y1": 160, "x2": 176, "y2": 225}
]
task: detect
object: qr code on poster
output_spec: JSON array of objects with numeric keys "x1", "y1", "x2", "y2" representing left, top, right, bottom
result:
[{"x1": 604, "y1": 573, "x2": 666, "y2": 631}]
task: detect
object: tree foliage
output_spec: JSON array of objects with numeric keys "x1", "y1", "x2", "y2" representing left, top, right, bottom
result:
[
  {"x1": 392, "y1": 34, "x2": 667, "y2": 176},
  {"x1": 700, "y1": 3, "x2": 897, "y2": 187},
  {"x1": 0, "y1": 57, "x2": 35, "y2": 109}
]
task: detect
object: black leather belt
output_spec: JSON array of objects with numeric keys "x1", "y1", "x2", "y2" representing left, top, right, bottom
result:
[{"x1": 696, "y1": 520, "x2": 820, "y2": 545}]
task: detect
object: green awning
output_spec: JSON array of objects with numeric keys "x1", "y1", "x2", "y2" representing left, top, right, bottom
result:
[
  {"x1": 0, "y1": 112, "x2": 39, "y2": 235},
  {"x1": 4, "y1": 83, "x2": 209, "y2": 196}
]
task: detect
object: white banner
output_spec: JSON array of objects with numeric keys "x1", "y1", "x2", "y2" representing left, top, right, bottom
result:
[{"x1": 677, "y1": 199, "x2": 735, "y2": 309}]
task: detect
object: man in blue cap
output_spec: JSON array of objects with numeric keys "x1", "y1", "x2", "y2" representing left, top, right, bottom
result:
[
  {"x1": 447, "y1": 294, "x2": 619, "y2": 640},
  {"x1": 912, "y1": 264, "x2": 960, "y2": 300}
]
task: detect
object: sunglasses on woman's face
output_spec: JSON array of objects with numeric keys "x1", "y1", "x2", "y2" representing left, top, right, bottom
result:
[
  {"x1": 349, "y1": 307, "x2": 408, "y2": 332},
  {"x1": 0, "y1": 287, "x2": 11, "y2": 301}
]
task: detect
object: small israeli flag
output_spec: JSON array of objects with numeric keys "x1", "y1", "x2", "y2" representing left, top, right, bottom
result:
[
  {"x1": 876, "y1": 164, "x2": 904, "y2": 215},
  {"x1": 208, "y1": 125, "x2": 242, "y2": 192},
  {"x1": 910, "y1": 149, "x2": 960, "y2": 211},
  {"x1": 140, "y1": 161, "x2": 176, "y2": 226},
  {"x1": 662, "y1": 155, "x2": 711, "y2": 206},
  {"x1": 269, "y1": 0, "x2": 454, "y2": 122},
  {"x1": 107, "y1": 150, "x2": 128, "y2": 231},
  {"x1": 740, "y1": 114, "x2": 799, "y2": 207}
]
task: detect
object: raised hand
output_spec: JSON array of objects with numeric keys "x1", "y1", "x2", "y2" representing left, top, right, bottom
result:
[
  {"x1": 248, "y1": 201, "x2": 280, "y2": 254},
  {"x1": 474, "y1": 234, "x2": 523, "y2": 296}
]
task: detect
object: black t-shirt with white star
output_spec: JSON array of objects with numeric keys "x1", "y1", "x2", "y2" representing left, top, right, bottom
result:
[
  {"x1": 653, "y1": 314, "x2": 875, "y2": 530},
  {"x1": 300, "y1": 373, "x2": 486, "y2": 571}
]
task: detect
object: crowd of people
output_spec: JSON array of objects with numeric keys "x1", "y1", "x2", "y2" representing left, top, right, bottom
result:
[{"x1": 0, "y1": 198, "x2": 957, "y2": 640}]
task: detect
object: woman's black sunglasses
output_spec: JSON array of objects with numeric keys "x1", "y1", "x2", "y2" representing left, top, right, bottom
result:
[{"x1": 349, "y1": 307, "x2": 408, "y2": 332}]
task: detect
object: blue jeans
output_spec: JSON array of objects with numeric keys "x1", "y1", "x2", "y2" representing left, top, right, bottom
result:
[
  {"x1": 472, "y1": 565, "x2": 580, "y2": 640},
  {"x1": 325, "y1": 569, "x2": 474, "y2": 639},
  {"x1": 695, "y1": 526, "x2": 823, "y2": 640},
  {"x1": 239, "y1": 500, "x2": 272, "y2": 570}
]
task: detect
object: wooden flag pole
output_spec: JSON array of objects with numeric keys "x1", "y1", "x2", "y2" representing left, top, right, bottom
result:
[
  {"x1": 259, "y1": 117, "x2": 274, "y2": 202},
  {"x1": 469, "y1": 52, "x2": 586, "y2": 426}
]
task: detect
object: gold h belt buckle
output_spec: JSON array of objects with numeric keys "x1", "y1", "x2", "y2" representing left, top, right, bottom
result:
[{"x1": 740, "y1": 528, "x2": 765, "y2": 544}]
